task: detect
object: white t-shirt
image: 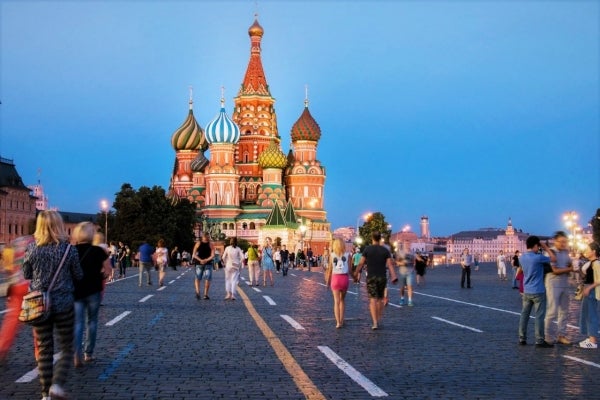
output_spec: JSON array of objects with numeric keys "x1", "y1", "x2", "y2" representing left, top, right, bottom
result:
[
  {"x1": 223, "y1": 246, "x2": 244, "y2": 269},
  {"x1": 331, "y1": 252, "x2": 350, "y2": 275}
]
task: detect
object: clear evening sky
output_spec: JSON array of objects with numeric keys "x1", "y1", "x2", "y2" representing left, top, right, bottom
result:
[{"x1": 0, "y1": 1, "x2": 598, "y2": 237}]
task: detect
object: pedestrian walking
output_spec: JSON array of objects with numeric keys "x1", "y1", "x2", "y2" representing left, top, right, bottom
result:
[
  {"x1": 460, "y1": 248, "x2": 473, "y2": 288},
  {"x1": 0, "y1": 235, "x2": 35, "y2": 363},
  {"x1": 512, "y1": 250, "x2": 521, "y2": 289},
  {"x1": 22, "y1": 210, "x2": 83, "y2": 400},
  {"x1": 396, "y1": 250, "x2": 415, "y2": 306},
  {"x1": 414, "y1": 251, "x2": 427, "y2": 286},
  {"x1": 578, "y1": 242, "x2": 600, "y2": 349},
  {"x1": 138, "y1": 240, "x2": 154, "y2": 287},
  {"x1": 222, "y1": 237, "x2": 244, "y2": 300},
  {"x1": 192, "y1": 232, "x2": 214, "y2": 300},
  {"x1": 327, "y1": 238, "x2": 351, "y2": 328},
  {"x1": 246, "y1": 244, "x2": 260, "y2": 286},
  {"x1": 155, "y1": 239, "x2": 168, "y2": 287},
  {"x1": 261, "y1": 238, "x2": 275, "y2": 286},
  {"x1": 518, "y1": 236, "x2": 556, "y2": 348},
  {"x1": 544, "y1": 231, "x2": 574, "y2": 345},
  {"x1": 497, "y1": 250, "x2": 507, "y2": 281},
  {"x1": 280, "y1": 245, "x2": 290, "y2": 276},
  {"x1": 353, "y1": 232, "x2": 398, "y2": 330},
  {"x1": 72, "y1": 222, "x2": 111, "y2": 367}
]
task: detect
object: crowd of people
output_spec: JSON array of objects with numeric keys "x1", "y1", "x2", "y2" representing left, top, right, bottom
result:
[{"x1": 0, "y1": 211, "x2": 599, "y2": 399}]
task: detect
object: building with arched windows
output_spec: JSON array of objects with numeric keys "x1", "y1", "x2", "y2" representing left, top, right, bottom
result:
[{"x1": 167, "y1": 17, "x2": 331, "y2": 254}]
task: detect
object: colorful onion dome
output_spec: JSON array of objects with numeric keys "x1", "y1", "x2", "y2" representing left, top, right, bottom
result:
[
  {"x1": 248, "y1": 17, "x2": 264, "y2": 37},
  {"x1": 290, "y1": 101, "x2": 321, "y2": 142},
  {"x1": 258, "y1": 140, "x2": 288, "y2": 169},
  {"x1": 190, "y1": 151, "x2": 209, "y2": 172},
  {"x1": 205, "y1": 98, "x2": 241, "y2": 144},
  {"x1": 171, "y1": 95, "x2": 207, "y2": 151}
]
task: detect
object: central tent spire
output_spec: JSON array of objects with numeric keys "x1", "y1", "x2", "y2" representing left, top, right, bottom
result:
[{"x1": 239, "y1": 15, "x2": 270, "y2": 96}]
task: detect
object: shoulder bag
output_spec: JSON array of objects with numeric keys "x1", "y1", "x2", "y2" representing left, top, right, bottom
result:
[{"x1": 18, "y1": 244, "x2": 71, "y2": 326}]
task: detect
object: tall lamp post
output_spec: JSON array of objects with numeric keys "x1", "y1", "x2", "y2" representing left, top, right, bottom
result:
[
  {"x1": 563, "y1": 211, "x2": 579, "y2": 253},
  {"x1": 101, "y1": 200, "x2": 109, "y2": 244}
]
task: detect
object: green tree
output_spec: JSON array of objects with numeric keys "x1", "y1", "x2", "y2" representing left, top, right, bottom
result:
[
  {"x1": 357, "y1": 212, "x2": 392, "y2": 250},
  {"x1": 591, "y1": 208, "x2": 600, "y2": 244},
  {"x1": 105, "y1": 183, "x2": 196, "y2": 251}
]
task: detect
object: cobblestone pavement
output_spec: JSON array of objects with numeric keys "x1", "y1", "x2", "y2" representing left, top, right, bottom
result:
[{"x1": 1, "y1": 263, "x2": 599, "y2": 399}]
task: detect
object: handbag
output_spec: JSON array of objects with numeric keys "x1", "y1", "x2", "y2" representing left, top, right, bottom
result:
[
  {"x1": 574, "y1": 283, "x2": 585, "y2": 301},
  {"x1": 18, "y1": 244, "x2": 71, "y2": 326}
]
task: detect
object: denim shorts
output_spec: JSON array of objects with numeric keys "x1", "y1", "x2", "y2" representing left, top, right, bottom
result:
[
  {"x1": 195, "y1": 263, "x2": 213, "y2": 281},
  {"x1": 398, "y1": 269, "x2": 415, "y2": 287}
]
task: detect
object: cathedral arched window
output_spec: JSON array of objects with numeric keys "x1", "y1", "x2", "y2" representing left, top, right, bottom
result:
[
  {"x1": 242, "y1": 222, "x2": 248, "y2": 230},
  {"x1": 243, "y1": 152, "x2": 250, "y2": 163},
  {"x1": 229, "y1": 223, "x2": 234, "y2": 230},
  {"x1": 222, "y1": 223, "x2": 227, "y2": 230},
  {"x1": 249, "y1": 222, "x2": 256, "y2": 230}
]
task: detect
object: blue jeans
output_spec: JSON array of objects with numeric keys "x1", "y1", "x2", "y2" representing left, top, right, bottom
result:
[
  {"x1": 579, "y1": 290, "x2": 599, "y2": 338},
  {"x1": 74, "y1": 291, "x2": 101, "y2": 359},
  {"x1": 519, "y1": 292, "x2": 546, "y2": 344}
]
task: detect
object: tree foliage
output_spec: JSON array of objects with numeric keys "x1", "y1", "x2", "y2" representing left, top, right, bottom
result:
[
  {"x1": 591, "y1": 208, "x2": 600, "y2": 245},
  {"x1": 357, "y1": 211, "x2": 392, "y2": 250},
  {"x1": 98, "y1": 183, "x2": 197, "y2": 252}
]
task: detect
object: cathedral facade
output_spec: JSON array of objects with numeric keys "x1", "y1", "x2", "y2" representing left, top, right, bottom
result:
[{"x1": 168, "y1": 17, "x2": 331, "y2": 254}]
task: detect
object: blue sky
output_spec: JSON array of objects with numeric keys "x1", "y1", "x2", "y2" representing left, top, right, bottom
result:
[{"x1": 1, "y1": 1, "x2": 598, "y2": 237}]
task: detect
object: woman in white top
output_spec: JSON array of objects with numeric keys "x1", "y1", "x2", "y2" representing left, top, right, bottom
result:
[
  {"x1": 155, "y1": 239, "x2": 168, "y2": 287},
  {"x1": 222, "y1": 237, "x2": 245, "y2": 300},
  {"x1": 327, "y1": 238, "x2": 351, "y2": 329},
  {"x1": 497, "y1": 250, "x2": 507, "y2": 281}
]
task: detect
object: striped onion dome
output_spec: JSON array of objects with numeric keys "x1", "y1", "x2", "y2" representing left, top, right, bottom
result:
[
  {"x1": 190, "y1": 151, "x2": 209, "y2": 172},
  {"x1": 205, "y1": 98, "x2": 240, "y2": 144},
  {"x1": 258, "y1": 140, "x2": 288, "y2": 169},
  {"x1": 171, "y1": 99, "x2": 208, "y2": 151},
  {"x1": 290, "y1": 102, "x2": 321, "y2": 142}
]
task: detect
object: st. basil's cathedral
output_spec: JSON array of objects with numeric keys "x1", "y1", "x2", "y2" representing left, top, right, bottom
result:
[{"x1": 168, "y1": 17, "x2": 331, "y2": 254}]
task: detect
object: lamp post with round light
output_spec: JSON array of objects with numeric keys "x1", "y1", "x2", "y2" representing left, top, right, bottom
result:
[
  {"x1": 101, "y1": 200, "x2": 109, "y2": 244},
  {"x1": 563, "y1": 211, "x2": 580, "y2": 253}
]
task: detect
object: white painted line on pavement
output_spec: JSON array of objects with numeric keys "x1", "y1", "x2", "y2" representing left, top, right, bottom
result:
[
  {"x1": 388, "y1": 303, "x2": 401, "y2": 308},
  {"x1": 168, "y1": 280, "x2": 175, "y2": 284},
  {"x1": 263, "y1": 295, "x2": 276, "y2": 305},
  {"x1": 253, "y1": 287, "x2": 262, "y2": 292},
  {"x1": 16, "y1": 352, "x2": 61, "y2": 383},
  {"x1": 563, "y1": 355, "x2": 600, "y2": 368},
  {"x1": 432, "y1": 316, "x2": 483, "y2": 333},
  {"x1": 106, "y1": 311, "x2": 132, "y2": 326},
  {"x1": 245, "y1": 280, "x2": 252, "y2": 286},
  {"x1": 0, "y1": 308, "x2": 10, "y2": 314},
  {"x1": 281, "y1": 314, "x2": 305, "y2": 330},
  {"x1": 318, "y1": 346, "x2": 388, "y2": 397},
  {"x1": 416, "y1": 291, "x2": 521, "y2": 316},
  {"x1": 290, "y1": 273, "x2": 298, "y2": 277},
  {"x1": 157, "y1": 286, "x2": 166, "y2": 291},
  {"x1": 139, "y1": 295, "x2": 153, "y2": 302}
]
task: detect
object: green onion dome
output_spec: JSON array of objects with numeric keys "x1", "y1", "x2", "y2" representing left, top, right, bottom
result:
[{"x1": 171, "y1": 99, "x2": 208, "y2": 151}]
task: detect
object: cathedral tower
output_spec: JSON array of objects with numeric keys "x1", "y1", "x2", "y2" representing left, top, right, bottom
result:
[{"x1": 232, "y1": 17, "x2": 280, "y2": 205}]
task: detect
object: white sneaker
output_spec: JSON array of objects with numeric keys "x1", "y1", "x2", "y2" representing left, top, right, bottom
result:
[
  {"x1": 49, "y1": 383, "x2": 70, "y2": 399},
  {"x1": 579, "y1": 339, "x2": 598, "y2": 349},
  {"x1": 41, "y1": 397, "x2": 51, "y2": 400}
]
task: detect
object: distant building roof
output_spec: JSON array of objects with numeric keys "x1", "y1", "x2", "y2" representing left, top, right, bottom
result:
[
  {"x1": 59, "y1": 211, "x2": 98, "y2": 224},
  {"x1": 450, "y1": 228, "x2": 529, "y2": 240},
  {"x1": 0, "y1": 157, "x2": 29, "y2": 190}
]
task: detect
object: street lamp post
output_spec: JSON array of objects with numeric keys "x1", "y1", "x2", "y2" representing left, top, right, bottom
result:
[
  {"x1": 101, "y1": 200, "x2": 109, "y2": 244},
  {"x1": 563, "y1": 211, "x2": 579, "y2": 253}
]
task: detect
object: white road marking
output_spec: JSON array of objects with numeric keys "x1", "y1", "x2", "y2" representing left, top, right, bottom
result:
[
  {"x1": 318, "y1": 346, "x2": 388, "y2": 397},
  {"x1": 563, "y1": 355, "x2": 600, "y2": 368},
  {"x1": 16, "y1": 352, "x2": 61, "y2": 383},
  {"x1": 415, "y1": 291, "x2": 521, "y2": 316},
  {"x1": 168, "y1": 280, "x2": 175, "y2": 284},
  {"x1": 263, "y1": 296, "x2": 276, "y2": 305},
  {"x1": 281, "y1": 314, "x2": 305, "y2": 330},
  {"x1": 106, "y1": 311, "x2": 132, "y2": 326},
  {"x1": 253, "y1": 287, "x2": 262, "y2": 292},
  {"x1": 139, "y1": 295, "x2": 153, "y2": 303},
  {"x1": 432, "y1": 316, "x2": 483, "y2": 333},
  {"x1": 157, "y1": 286, "x2": 166, "y2": 291}
]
